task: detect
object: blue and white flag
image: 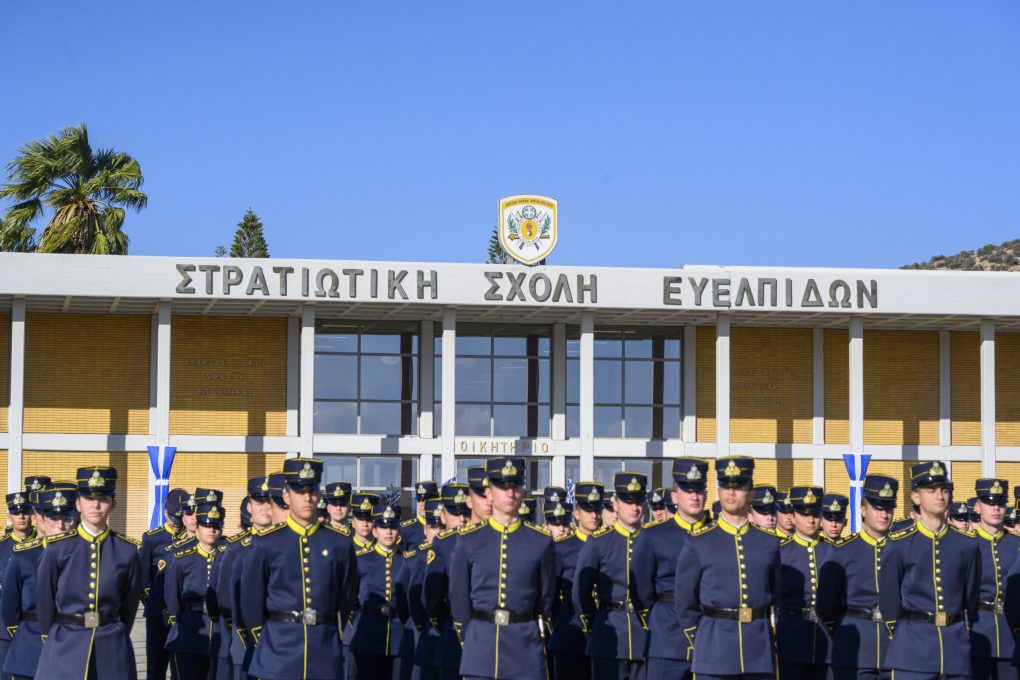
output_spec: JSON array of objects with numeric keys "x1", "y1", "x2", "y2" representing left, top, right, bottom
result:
[
  {"x1": 566, "y1": 478, "x2": 575, "y2": 505},
  {"x1": 148, "y1": 445, "x2": 177, "y2": 530},
  {"x1": 843, "y1": 452, "x2": 872, "y2": 534}
]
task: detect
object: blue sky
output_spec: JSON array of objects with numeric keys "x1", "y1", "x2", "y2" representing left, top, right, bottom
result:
[{"x1": 1, "y1": 2, "x2": 1018, "y2": 269}]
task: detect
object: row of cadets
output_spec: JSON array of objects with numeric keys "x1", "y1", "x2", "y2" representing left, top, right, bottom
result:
[
  {"x1": 240, "y1": 458, "x2": 360, "y2": 680},
  {"x1": 401, "y1": 497, "x2": 445, "y2": 680},
  {"x1": 646, "y1": 487, "x2": 676, "y2": 523},
  {"x1": 323, "y1": 481, "x2": 353, "y2": 530},
  {"x1": 351, "y1": 502, "x2": 413, "y2": 678},
  {"x1": 572, "y1": 470, "x2": 650, "y2": 680},
  {"x1": 448, "y1": 456, "x2": 556, "y2": 680},
  {"x1": 630, "y1": 458, "x2": 709, "y2": 680},
  {"x1": 402, "y1": 481, "x2": 438, "y2": 552},
  {"x1": 2, "y1": 480, "x2": 76, "y2": 679},
  {"x1": 0, "y1": 480, "x2": 41, "y2": 679},
  {"x1": 34, "y1": 467, "x2": 142, "y2": 680},
  {"x1": 775, "y1": 490, "x2": 796, "y2": 537}
]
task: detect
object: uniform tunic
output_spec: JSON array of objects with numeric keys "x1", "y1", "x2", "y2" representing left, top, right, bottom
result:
[
  {"x1": 350, "y1": 545, "x2": 412, "y2": 660},
  {"x1": 776, "y1": 534, "x2": 836, "y2": 672},
  {"x1": 401, "y1": 518, "x2": 426, "y2": 553},
  {"x1": 878, "y1": 522, "x2": 981, "y2": 676},
  {"x1": 34, "y1": 526, "x2": 143, "y2": 680},
  {"x1": 403, "y1": 544, "x2": 441, "y2": 679},
  {"x1": 164, "y1": 544, "x2": 226, "y2": 675},
  {"x1": 211, "y1": 529, "x2": 250, "y2": 679},
  {"x1": 138, "y1": 523, "x2": 181, "y2": 680},
  {"x1": 673, "y1": 519, "x2": 781, "y2": 676},
  {"x1": 970, "y1": 527, "x2": 1020, "y2": 663},
  {"x1": 549, "y1": 529, "x2": 588, "y2": 674},
  {"x1": 422, "y1": 529, "x2": 462, "y2": 677},
  {"x1": 1, "y1": 537, "x2": 46, "y2": 678},
  {"x1": 449, "y1": 518, "x2": 556, "y2": 679},
  {"x1": 240, "y1": 517, "x2": 359, "y2": 680},
  {"x1": 0, "y1": 530, "x2": 36, "y2": 679}
]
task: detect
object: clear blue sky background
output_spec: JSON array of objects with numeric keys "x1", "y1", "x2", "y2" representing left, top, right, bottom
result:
[{"x1": 2, "y1": 2, "x2": 1018, "y2": 269}]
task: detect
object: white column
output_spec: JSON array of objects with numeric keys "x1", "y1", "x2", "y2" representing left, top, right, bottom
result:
[
  {"x1": 939, "y1": 330, "x2": 951, "y2": 447},
  {"x1": 579, "y1": 312, "x2": 594, "y2": 480},
  {"x1": 682, "y1": 325, "x2": 697, "y2": 445},
  {"x1": 418, "y1": 320, "x2": 435, "y2": 481},
  {"x1": 6, "y1": 300, "x2": 25, "y2": 493},
  {"x1": 849, "y1": 318, "x2": 864, "y2": 454},
  {"x1": 298, "y1": 305, "x2": 316, "y2": 458},
  {"x1": 550, "y1": 323, "x2": 567, "y2": 486},
  {"x1": 812, "y1": 328, "x2": 825, "y2": 445},
  {"x1": 147, "y1": 303, "x2": 171, "y2": 519},
  {"x1": 286, "y1": 316, "x2": 300, "y2": 440},
  {"x1": 715, "y1": 314, "x2": 730, "y2": 457},
  {"x1": 980, "y1": 320, "x2": 996, "y2": 477},
  {"x1": 440, "y1": 309, "x2": 456, "y2": 481},
  {"x1": 812, "y1": 457, "x2": 825, "y2": 487}
]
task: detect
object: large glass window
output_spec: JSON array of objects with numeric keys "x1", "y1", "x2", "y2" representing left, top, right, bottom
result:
[
  {"x1": 321, "y1": 454, "x2": 422, "y2": 509},
  {"x1": 454, "y1": 328, "x2": 551, "y2": 437},
  {"x1": 593, "y1": 330, "x2": 681, "y2": 439},
  {"x1": 314, "y1": 322, "x2": 419, "y2": 435}
]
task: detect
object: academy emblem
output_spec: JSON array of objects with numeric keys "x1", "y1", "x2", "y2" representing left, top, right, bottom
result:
[{"x1": 498, "y1": 195, "x2": 558, "y2": 265}]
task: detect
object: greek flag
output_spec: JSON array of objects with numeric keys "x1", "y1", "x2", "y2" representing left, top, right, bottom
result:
[
  {"x1": 566, "y1": 478, "x2": 575, "y2": 505},
  {"x1": 148, "y1": 445, "x2": 177, "y2": 530},
  {"x1": 843, "y1": 452, "x2": 872, "y2": 534}
]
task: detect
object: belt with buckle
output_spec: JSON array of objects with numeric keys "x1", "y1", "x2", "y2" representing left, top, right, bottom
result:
[
  {"x1": 268, "y1": 609, "x2": 332, "y2": 626},
  {"x1": 655, "y1": 591, "x2": 675, "y2": 603},
  {"x1": 979, "y1": 601, "x2": 1004, "y2": 615},
  {"x1": 901, "y1": 609, "x2": 964, "y2": 627},
  {"x1": 56, "y1": 612, "x2": 120, "y2": 629},
  {"x1": 362, "y1": 604, "x2": 400, "y2": 618},
  {"x1": 601, "y1": 601, "x2": 636, "y2": 613},
  {"x1": 702, "y1": 605, "x2": 770, "y2": 623},
  {"x1": 471, "y1": 609, "x2": 535, "y2": 625},
  {"x1": 844, "y1": 606, "x2": 883, "y2": 623},
  {"x1": 778, "y1": 606, "x2": 820, "y2": 622},
  {"x1": 183, "y1": 602, "x2": 208, "y2": 614}
]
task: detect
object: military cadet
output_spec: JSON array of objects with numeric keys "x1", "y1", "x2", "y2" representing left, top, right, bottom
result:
[
  {"x1": 164, "y1": 500, "x2": 227, "y2": 678},
  {"x1": 631, "y1": 458, "x2": 709, "y2": 680},
  {"x1": 466, "y1": 466, "x2": 493, "y2": 525},
  {"x1": 776, "y1": 486, "x2": 835, "y2": 679},
  {"x1": 573, "y1": 472, "x2": 649, "y2": 680},
  {"x1": 673, "y1": 456, "x2": 782, "y2": 680},
  {"x1": 544, "y1": 500, "x2": 572, "y2": 539},
  {"x1": 967, "y1": 497, "x2": 982, "y2": 528},
  {"x1": 240, "y1": 496, "x2": 252, "y2": 530},
  {"x1": 405, "y1": 498, "x2": 445, "y2": 680},
  {"x1": 241, "y1": 458, "x2": 359, "y2": 680},
  {"x1": 0, "y1": 490, "x2": 36, "y2": 679},
  {"x1": 402, "y1": 481, "x2": 439, "y2": 552},
  {"x1": 324, "y1": 481, "x2": 352, "y2": 528},
  {"x1": 21, "y1": 477, "x2": 48, "y2": 497},
  {"x1": 748, "y1": 484, "x2": 778, "y2": 531},
  {"x1": 34, "y1": 466, "x2": 142, "y2": 680},
  {"x1": 1005, "y1": 505, "x2": 1020, "y2": 536},
  {"x1": 351, "y1": 492, "x2": 382, "y2": 552},
  {"x1": 449, "y1": 456, "x2": 556, "y2": 680},
  {"x1": 821, "y1": 493, "x2": 849, "y2": 540},
  {"x1": 352, "y1": 503, "x2": 413, "y2": 679},
  {"x1": 878, "y1": 460, "x2": 981, "y2": 680},
  {"x1": 818, "y1": 474, "x2": 899, "y2": 680},
  {"x1": 969, "y1": 479, "x2": 1020, "y2": 680},
  {"x1": 138, "y1": 486, "x2": 188, "y2": 680},
  {"x1": 2, "y1": 483, "x2": 76, "y2": 680},
  {"x1": 948, "y1": 498, "x2": 971, "y2": 532},
  {"x1": 545, "y1": 485, "x2": 568, "y2": 508},
  {"x1": 891, "y1": 503, "x2": 921, "y2": 533},
  {"x1": 549, "y1": 481, "x2": 603, "y2": 680},
  {"x1": 317, "y1": 497, "x2": 330, "y2": 523},
  {"x1": 599, "y1": 495, "x2": 618, "y2": 528},
  {"x1": 775, "y1": 490, "x2": 795, "y2": 538},
  {"x1": 519, "y1": 496, "x2": 539, "y2": 525},
  {"x1": 423, "y1": 483, "x2": 470, "y2": 680},
  {"x1": 647, "y1": 488, "x2": 671, "y2": 523}
]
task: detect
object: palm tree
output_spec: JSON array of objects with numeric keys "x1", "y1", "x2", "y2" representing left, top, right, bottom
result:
[{"x1": 0, "y1": 124, "x2": 147, "y2": 254}]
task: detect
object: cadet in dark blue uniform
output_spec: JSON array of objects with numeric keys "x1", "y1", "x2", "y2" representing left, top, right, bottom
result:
[
  {"x1": 821, "y1": 493, "x2": 849, "y2": 541},
  {"x1": 241, "y1": 458, "x2": 359, "y2": 680},
  {"x1": 631, "y1": 458, "x2": 709, "y2": 680},
  {"x1": 402, "y1": 481, "x2": 438, "y2": 552},
  {"x1": 449, "y1": 456, "x2": 555, "y2": 680},
  {"x1": 1004, "y1": 505, "x2": 1018, "y2": 534},
  {"x1": 519, "y1": 496, "x2": 539, "y2": 526},
  {"x1": 948, "y1": 499, "x2": 971, "y2": 532},
  {"x1": 817, "y1": 474, "x2": 899, "y2": 680},
  {"x1": 777, "y1": 486, "x2": 835, "y2": 679},
  {"x1": 673, "y1": 456, "x2": 781, "y2": 680},
  {"x1": 646, "y1": 488, "x2": 671, "y2": 523},
  {"x1": 879, "y1": 461, "x2": 981, "y2": 680},
  {"x1": 35, "y1": 466, "x2": 142, "y2": 680},
  {"x1": 969, "y1": 478, "x2": 1020, "y2": 680},
  {"x1": 352, "y1": 504, "x2": 413, "y2": 679},
  {"x1": 21, "y1": 478, "x2": 48, "y2": 497},
  {"x1": 891, "y1": 503, "x2": 921, "y2": 533},
  {"x1": 550, "y1": 481, "x2": 603, "y2": 680},
  {"x1": 775, "y1": 490, "x2": 795, "y2": 538},
  {"x1": 422, "y1": 483, "x2": 470, "y2": 680},
  {"x1": 0, "y1": 491, "x2": 36, "y2": 680},
  {"x1": 351, "y1": 492, "x2": 382, "y2": 552},
  {"x1": 573, "y1": 472, "x2": 649, "y2": 680},
  {"x1": 324, "y1": 481, "x2": 353, "y2": 529},
  {"x1": 967, "y1": 497, "x2": 982, "y2": 528},
  {"x1": 466, "y1": 467, "x2": 493, "y2": 526},
  {"x1": 748, "y1": 484, "x2": 778, "y2": 532},
  {"x1": 165, "y1": 500, "x2": 227, "y2": 679},
  {"x1": 405, "y1": 498, "x2": 444, "y2": 680},
  {"x1": 543, "y1": 486, "x2": 571, "y2": 540},
  {"x1": 138, "y1": 486, "x2": 188, "y2": 680},
  {"x1": 2, "y1": 483, "x2": 76, "y2": 680}
]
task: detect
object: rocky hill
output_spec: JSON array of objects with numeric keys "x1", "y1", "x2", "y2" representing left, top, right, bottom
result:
[{"x1": 902, "y1": 238, "x2": 1020, "y2": 272}]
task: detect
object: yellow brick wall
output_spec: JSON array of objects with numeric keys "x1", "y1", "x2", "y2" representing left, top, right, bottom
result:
[
  {"x1": 824, "y1": 330, "x2": 849, "y2": 444},
  {"x1": 695, "y1": 326, "x2": 716, "y2": 443},
  {"x1": 997, "y1": 333, "x2": 1020, "y2": 446},
  {"x1": 950, "y1": 461, "x2": 982, "y2": 505},
  {"x1": 170, "y1": 317, "x2": 287, "y2": 436},
  {"x1": 0, "y1": 315, "x2": 8, "y2": 432},
  {"x1": 169, "y1": 452, "x2": 286, "y2": 535},
  {"x1": 824, "y1": 459, "x2": 914, "y2": 520},
  {"x1": 23, "y1": 313, "x2": 150, "y2": 434},
  {"x1": 863, "y1": 331, "x2": 939, "y2": 445},
  {"x1": 951, "y1": 332, "x2": 981, "y2": 446},
  {"x1": 22, "y1": 451, "x2": 148, "y2": 538},
  {"x1": 730, "y1": 328, "x2": 813, "y2": 444},
  {"x1": 993, "y1": 462, "x2": 1020, "y2": 494}
]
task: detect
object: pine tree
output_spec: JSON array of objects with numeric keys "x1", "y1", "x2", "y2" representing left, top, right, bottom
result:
[
  {"x1": 229, "y1": 208, "x2": 270, "y2": 258},
  {"x1": 213, "y1": 245, "x2": 226, "y2": 257},
  {"x1": 486, "y1": 225, "x2": 509, "y2": 264}
]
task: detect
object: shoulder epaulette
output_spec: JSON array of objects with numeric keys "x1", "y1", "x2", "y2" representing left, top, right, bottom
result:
[
  {"x1": 256, "y1": 522, "x2": 287, "y2": 537},
  {"x1": 112, "y1": 532, "x2": 141, "y2": 547},
  {"x1": 419, "y1": 540, "x2": 431, "y2": 551},
  {"x1": 890, "y1": 525, "x2": 917, "y2": 541},
  {"x1": 227, "y1": 529, "x2": 251, "y2": 543},
  {"x1": 437, "y1": 528, "x2": 459, "y2": 540},
  {"x1": 241, "y1": 537, "x2": 252, "y2": 547},
  {"x1": 401, "y1": 518, "x2": 417, "y2": 528},
  {"x1": 174, "y1": 547, "x2": 198, "y2": 559},
  {"x1": 404, "y1": 549, "x2": 417, "y2": 558},
  {"x1": 0, "y1": 535, "x2": 10, "y2": 544},
  {"x1": 951, "y1": 526, "x2": 977, "y2": 538},
  {"x1": 355, "y1": 547, "x2": 373, "y2": 557},
  {"x1": 643, "y1": 518, "x2": 667, "y2": 529},
  {"x1": 217, "y1": 544, "x2": 227, "y2": 553},
  {"x1": 591, "y1": 525, "x2": 613, "y2": 538},
  {"x1": 827, "y1": 535, "x2": 851, "y2": 547},
  {"x1": 458, "y1": 522, "x2": 486, "y2": 536},
  {"x1": 690, "y1": 522, "x2": 716, "y2": 537},
  {"x1": 44, "y1": 530, "x2": 74, "y2": 544},
  {"x1": 145, "y1": 526, "x2": 165, "y2": 536},
  {"x1": 751, "y1": 524, "x2": 777, "y2": 537},
  {"x1": 524, "y1": 521, "x2": 551, "y2": 536},
  {"x1": 837, "y1": 533, "x2": 860, "y2": 547},
  {"x1": 554, "y1": 533, "x2": 574, "y2": 543},
  {"x1": 780, "y1": 536, "x2": 794, "y2": 547},
  {"x1": 323, "y1": 523, "x2": 350, "y2": 536},
  {"x1": 14, "y1": 538, "x2": 43, "y2": 552}
]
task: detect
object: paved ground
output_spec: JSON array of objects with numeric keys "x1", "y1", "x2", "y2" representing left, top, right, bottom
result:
[{"x1": 130, "y1": 612, "x2": 153, "y2": 679}]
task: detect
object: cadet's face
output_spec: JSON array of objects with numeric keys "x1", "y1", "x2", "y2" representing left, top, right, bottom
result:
[
  {"x1": 912, "y1": 485, "x2": 949, "y2": 517},
  {"x1": 8, "y1": 511, "x2": 31, "y2": 532},
  {"x1": 485, "y1": 484, "x2": 524, "y2": 517},
  {"x1": 717, "y1": 486, "x2": 751, "y2": 516},
  {"x1": 793, "y1": 511, "x2": 821, "y2": 538},
  {"x1": 651, "y1": 508, "x2": 669, "y2": 521},
  {"x1": 777, "y1": 512, "x2": 795, "y2": 532},
  {"x1": 183, "y1": 512, "x2": 198, "y2": 533},
  {"x1": 860, "y1": 501, "x2": 892, "y2": 535},
  {"x1": 327, "y1": 503, "x2": 348, "y2": 523},
  {"x1": 417, "y1": 499, "x2": 426, "y2": 515},
  {"x1": 469, "y1": 490, "x2": 493, "y2": 520},
  {"x1": 977, "y1": 499, "x2": 1004, "y2": 528},
  {"x1": 548, "y1": 524, "x2": 569, "y2": 538},
  {"x1": 613, "y1": 498, "x2": 644, "y2": 529},
  {"x1": 284, "y1": 486, "x2": 320, "y2": 524},
  {"x1": 373, "y1": 526, "x2": 399, "y2": 548},
  {"x1": 196, "y1": 524, "x2": 222, "y2": 547},
  {"x1": 75, "y1": 495, "x2": 115, "y2": 531},
  {"x1": 574, "y1": 507, "x2": 601, "y2": 533},
  {"x1": 821, "y1": 517, "x2": 845, "y2": 538},
  {"x1": 601, "y1": 506, "x2": 618, "y2": 526},
  {"x1": 270, "y1": 500, "x2": 290, "y2": 524},
  {"x1": 248, "y1": 498, "x2": 274, "y2": 529},
  {"x1": 749, "y1": 509, "x2": 777, "y2": 529},
  {"x1": 40, "y1": 514, "x2": 72, "y2": 536},
  {"x1": 948, "y1": 517, "x2": 969, "y2": 531},
  {"x1": 352, "y1": 516, "x2": 374, "y2": 538},
  {"x1": 672, "y1": 486, "x2": 707, "y2": 520}
]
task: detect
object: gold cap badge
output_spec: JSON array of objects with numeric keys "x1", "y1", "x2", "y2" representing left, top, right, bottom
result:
[
  {"x1": 299, "y1": 462, "x2": 315, "y2": 479},
  {"x1": 550, "y1": 492, "x2": 561, "y2": 503},
  {"x1": 928, "y1": 462, "x2": 945, "y2": 477},
  {"x1": 383, "y1": 506, "x2": 396, "y2": 520},
  {"x1": 686, "y1": 466, "x2": 702, "y2": 481},
  {"x1": 88, "y1": 470, "x2": 105, "y2": 488},
  {"x1": 991, "y1": 481, "x2": 1004, "y2": 495},
  {"x1": 12, "y1": 494, "x2": 24, "y2": 505},
  {"x1": 827, "y1": 500, "x2": 841, "y2": 512},
  {"x1": 207, "y1": 506, "x2": 221, "y2": 520},
  {"x1": 52, "y1": 491, "x2": 67, "y2": 508},
  {"x1": 28, "y1": 480, "x2": 41, "y2": 491},
  {"x1": 260, "y1": 478, "x2": 270, "y2": 492},
  {"x1": 762, "y1": 490, "x2": 774, "y2": 504},
  {"x1": 626, "y1": 477, "x2": 641, "y2": 492},
  {"x1": 587, "y1": 488, "x2": 600, "y2": 502},
  {"x1": 651, "y1": 492, "x2": 661, "y2": 502},
  {"x1": 453, "y1": 489, "x2": 467, "y2": 504},
  {"x1": 359, "y1": 499, "x2": 373, "y2": 512},
  {"x1": 723, "y1": 460, "x2": 741, "y2": 477},
  {"x1": 205, "y1": 491, "x2": 217, "y2": 502},
  {"x1": 553, "y1": 504, "x2": 566, "y2": 517},
  {"x1": 417, "y1": 484, "x2": 427, "y2": 495},
  {"x1": 333, "y1": 486, "x2": 345, "y2": 498},
  {"x1": 501, "y1": 461, "x2": 518, "y2": 477},
  {"x1": 803, "y1": 489, "x2": 817, "y2": 505},
  {"x1": 879, "y1": 482, "x2": 894, "y2": 498}
]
